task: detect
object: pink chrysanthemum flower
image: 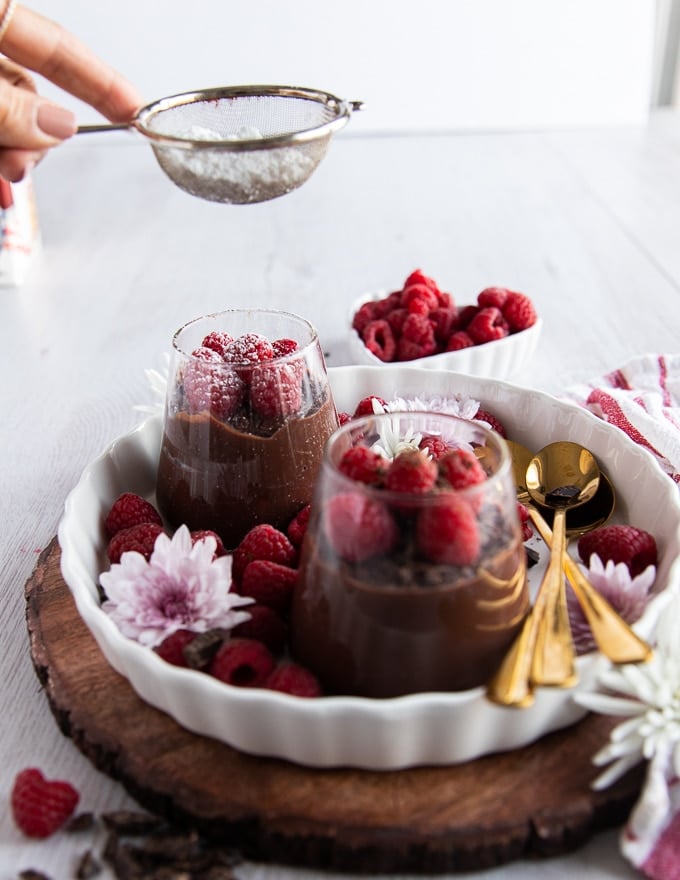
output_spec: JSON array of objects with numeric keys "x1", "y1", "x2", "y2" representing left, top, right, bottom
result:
[
  {"x1": 100, "y1": 525, "x2": 252, "y2": 647},
  {"x1": 568, "y1": 554, "x2": 655, "y2": 655}
]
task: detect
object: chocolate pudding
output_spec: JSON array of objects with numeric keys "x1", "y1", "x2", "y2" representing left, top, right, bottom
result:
[
  {"x1": 291, "y1": 525, "x2": 528, "y2": 698},
  {"x1": 156, "y1": 392, "x2": 338, "y2": 549}
]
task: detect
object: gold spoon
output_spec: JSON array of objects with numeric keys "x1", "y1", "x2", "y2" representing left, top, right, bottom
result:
[{"x1": 487, "y1": 441, "x2": 599, "y2": 706}]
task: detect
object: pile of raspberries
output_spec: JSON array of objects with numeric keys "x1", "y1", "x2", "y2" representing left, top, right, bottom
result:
[
  {"x1": 180, "y1": 328, "x2": 305, "y2": 421},
  {"x1": 352, "y1": 269, "x2": 538, "y2": 362},
  {"x1": 102, "y1": 493, "x2": 321, "y2": 698}
]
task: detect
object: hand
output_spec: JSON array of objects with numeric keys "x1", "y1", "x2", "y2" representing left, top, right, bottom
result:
[{"x1": 0, "y1": 2, "x2": 143, "y2": 182}]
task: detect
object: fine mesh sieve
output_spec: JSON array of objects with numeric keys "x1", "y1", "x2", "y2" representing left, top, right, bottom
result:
[{"x1": 78, "y1": 85, "x2": 363, "y2": 204}]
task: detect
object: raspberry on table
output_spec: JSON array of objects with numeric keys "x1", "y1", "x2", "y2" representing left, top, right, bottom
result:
[
  {"x1": 384, "y1": 449, "x2": 438, "y2": 495},
  {"x1": 353, "y1": 395, "x2": 387, "y2": 418},
  {"x1": 232, "y1": 524, "x2": 297, "y2": 585},
  {"x1": 338, "y1": 446, "x2": 386, "y2": 486},
  {"x1": 577, "y1": 524, "x2": 658, "y2": 577},
  {"x1": 201, "y1": 331, "x2": 234, "y2": 358},
  {"x1": 416, "y1": 493, "x2": 481, "y2": 566},
  {"x1": 265, "y1": 661, "x2": 322, "y2": 697},
  {"x1": 231, "y1": 604, "x2": 288, "y2": 655},
  {"x1": 501, "y1": 291, "x2": 537, "y2": 332},
  {"x1": 438, "y1": 448, "x2": 487, "y2": 490},
  {"x1": 445, "y1": 330, "x2": 475, "y2": 352},
  {"x1": 154, "y1": 629, "x2": 197, "y2": 668},
  {"x1": 104, "y1": 493, "x2": 163, "y2": 538},
  {"x1": 324, "y1": 492, "x2": 399, "y2": 563},
  {"x1": 287, "y1": 504, "x2": 312, "y2": 547},
  {"x1": 238, "y1": 559, "x2": 298, "y2": 614},
  {"x1": 208, "y1": 638, "x2": 275, "y2": 687},
  {"x1": 107, "y1": 522, "x2": 165, "y2": 564},
  {"x1": 473, "y1": 408, "x2": 508, "y2": 438},
  {"x1": 466, "y1": 306, "x2": 509, "y2": 344},
  {"x1": 11, "y1": 768, "x2": 80, "y2": 839},
  {"x1": 250, "y1": 362, "x2": 303, "y2": 419},
  {"x1": 362, "y1": 319, "x2": 397, "y2": 362}
]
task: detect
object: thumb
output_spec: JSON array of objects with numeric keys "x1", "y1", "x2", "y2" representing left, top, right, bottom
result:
[{"x1": 0, "y1": 77, "x2": 76, "y2": 149}]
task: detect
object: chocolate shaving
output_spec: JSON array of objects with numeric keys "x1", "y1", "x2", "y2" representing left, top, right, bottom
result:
[
  {"x1": 75, "y1": 849, "x2": 101, "y2": 879},
  {"x1": 183, "y1": 629, "x2": 226, "y2": 669},
  {"x1": 66, "y1": 812, "x2": 97, "y2": 832}
]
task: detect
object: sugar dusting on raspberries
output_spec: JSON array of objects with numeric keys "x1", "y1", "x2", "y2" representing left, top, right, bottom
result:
[{"x1": 353, "y1": 271, "x2": 537, "y2": 362}]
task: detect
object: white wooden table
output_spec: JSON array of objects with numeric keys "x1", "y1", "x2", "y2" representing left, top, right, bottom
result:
[{"x1": 2, "y1": 108, "x2": 680, "y2": 878}]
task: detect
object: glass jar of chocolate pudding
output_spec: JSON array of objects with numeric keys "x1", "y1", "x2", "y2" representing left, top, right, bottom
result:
[
  {"x1": 156, "y1": 309, "x2": 338, "y2": 550},
  {"x1": 290, "y1": 411, "x2": 529, "y2": 697}
]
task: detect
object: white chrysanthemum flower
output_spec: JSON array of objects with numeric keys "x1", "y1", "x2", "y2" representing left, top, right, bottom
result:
[
  {"x1": 575, "y1": 592, "x2": 680, "y2": 791},
  {"x1": 134, "y1": 352, "x2": 170, "y2": 416},
  {"x1": 101, "y1": 525, "x2": 253, "y2": 647},
  {"x1": 568, "y1": 556, "x2": 655, "y2": 654}
]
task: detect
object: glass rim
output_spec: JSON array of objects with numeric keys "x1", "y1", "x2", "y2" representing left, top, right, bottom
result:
[
  {"x1": 171, "y1": 307, "x2": 319, "y2": 362},
  {"x1": 323, "y1": 409, "x2": 512, "y2": 504}
]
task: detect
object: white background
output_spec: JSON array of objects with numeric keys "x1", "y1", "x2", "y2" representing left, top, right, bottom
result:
[{"x1": 27, "y1": 0, "x2": 658, "y2": 131}]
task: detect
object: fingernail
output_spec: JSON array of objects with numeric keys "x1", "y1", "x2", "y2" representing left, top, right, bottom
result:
[{"x1": 37, "y1": 104, "x2": 77, "y2": 139}]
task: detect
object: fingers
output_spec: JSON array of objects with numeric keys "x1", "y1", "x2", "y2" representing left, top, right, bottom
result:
[
  {"x1": 0, "y1": 146, "x2": 45, "y2": 182},
  {"x1": 1, "y1": 5, "x2": 144, "y2": 122}
]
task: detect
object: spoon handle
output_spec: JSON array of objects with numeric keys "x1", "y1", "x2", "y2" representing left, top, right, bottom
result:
[
  {"x1": 530, "y1": 510, "x2": 653, "y2": 664},
  {"x1": 530, "y1": 508, "x2": 578, "y2": 687}
]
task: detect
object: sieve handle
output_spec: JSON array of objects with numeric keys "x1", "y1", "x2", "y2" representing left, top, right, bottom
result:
[{"x1": 76, "y1": 123, "x2": 133, "y2": 134}]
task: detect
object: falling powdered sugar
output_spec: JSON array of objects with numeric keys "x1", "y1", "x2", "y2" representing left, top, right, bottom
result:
[{"x1": 154, "y1": 123, "x2": 322, "y2": 204}]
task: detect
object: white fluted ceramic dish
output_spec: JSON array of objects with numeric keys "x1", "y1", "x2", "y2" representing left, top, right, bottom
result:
[
  {"x1": 348, "y1": 291, "x2": 542, "y2": 378},
  {"x1": 58, "y1": 366, "x2": 680, "y2": 769}
]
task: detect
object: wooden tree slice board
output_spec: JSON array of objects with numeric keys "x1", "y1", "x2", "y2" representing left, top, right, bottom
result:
[{"x1": 24, "y1": 538, "x2": 643, "y2": 874}]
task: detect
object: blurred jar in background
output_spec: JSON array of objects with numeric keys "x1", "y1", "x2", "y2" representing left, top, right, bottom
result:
[{"x1": 0, "y1": 177, "x2": 40, "y2": 286}]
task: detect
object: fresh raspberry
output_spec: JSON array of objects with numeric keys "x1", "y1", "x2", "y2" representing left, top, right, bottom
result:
[
  {"x1": 338, "y1": 411, "x2": 352, "y2": 425},
  {"x1": 397, "y1": 313, "x2": 437, "y2": 359},
  {"x1": 324, "y1": 492, "x2": 399, "y2": 563},
  {"x1": 477, "y1": 286, "x2": 509, "y2": 309},
  {"x1": 352, "y1": 301, "x2": 379, "y2": 335},
  {"x1": 338, "y1": 446, "x2": 386, "y2": 486},
  {"x1": 209, "y1": 638, "x2": 275, "y2": 687},
  {"x1": 416, "y1": 493, "x2": 480, "y2": 565},
  {"x1": 353, "y1": 395, "x2": 387, "y2": 418},
  {"x1": 419, "y1": 434, "x2": 452, "y2": 460},
  {"x1": 502, "y1": 291, "x2": 538, "y2": 332},
  {"x1": 287, "y1": 504, "x2": 312, "y2": 547},
  {"x1": 438, "y1": 448, "x2": 486, "y2": 490},
  {"x1": 456, "y1": 305, "x2": 479, "y2": 329},
  {"x1": 429, "y1": 306, "x2": 457, "y2": 344},
  {"x1": 231, "y1": 604, "x2": 287, "y2": 654},
  {"x1": 11, "y1": 768, "x2": 80, "y2": 839},
  {"x1": 250, "y1": 362, "x2": 303, "y2": 419},
  {"x1": 517, "y1": 502, "x2": 533, "y2": 541},
  {"x1": 445, "y1": 330, "x2": 475, "y2": 351},
  {"x1": 375, "y1": 290, "x2": 404, "y2": 315},
  {"x1": 466, "y1": 307, "x2": 509, "y2": 344},
  {"x1": 238, "y1": 559, "x2": 298, "y2": 613},
  {"x1": 402, "y1": 283, "x2": 439, "y2": 315},
  {"x1": 272, "y1": 337, "x2": 299, "y2": 358},
  {"x1": 183, "y1": 354, "x2": 244, "y2": 419},
  {"x1": 473, "y1": 408, "x2": 508, "y2": 438},
  {"x1": 223, "y1": 332, "x2": 275, "y2": 365},
  {"x1": 200, "y1": 330, "x2": 233, "y2": 358},
  {"x1": 107, "y1": 522, "x2": 165, "y2": 564},
  {"x1": 154, "y1": 629, "x2": 196, "y2": 668},
  {"x1": 578, "y1": 525, "x2": 658, "y2": 577},
  {"x1": 362, "y1": 319, "x2": 396, "y2": 362},
  {"x1": 386, "y1": 307, "x2": 409, "y2": 337},
  {"x1": 403, "y1": 269, "x2": 438, "y2": 292},
  {"x1": 190, "y1": 529, "x2": 227, "y2": 557},
  {"x1": 232, "y1": 524, "x2": 296, "y2": 585},
  {"x1": 265, "y1": 662, "x2": 322, "y2": 697},
  {"x1": 104, "y1": 492, "x2": 163, "y2": 538},
  {"x1": 384, "y1": 449, "x2": 437, "y2": 494}
]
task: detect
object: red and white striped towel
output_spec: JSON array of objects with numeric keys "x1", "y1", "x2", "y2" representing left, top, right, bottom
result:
[
  {"x1": 568, "y1": 353, "x2": 680, "y2": 878},
  {"x1": 565, "y1": 353, "x2": 680, "y2": 486}
]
